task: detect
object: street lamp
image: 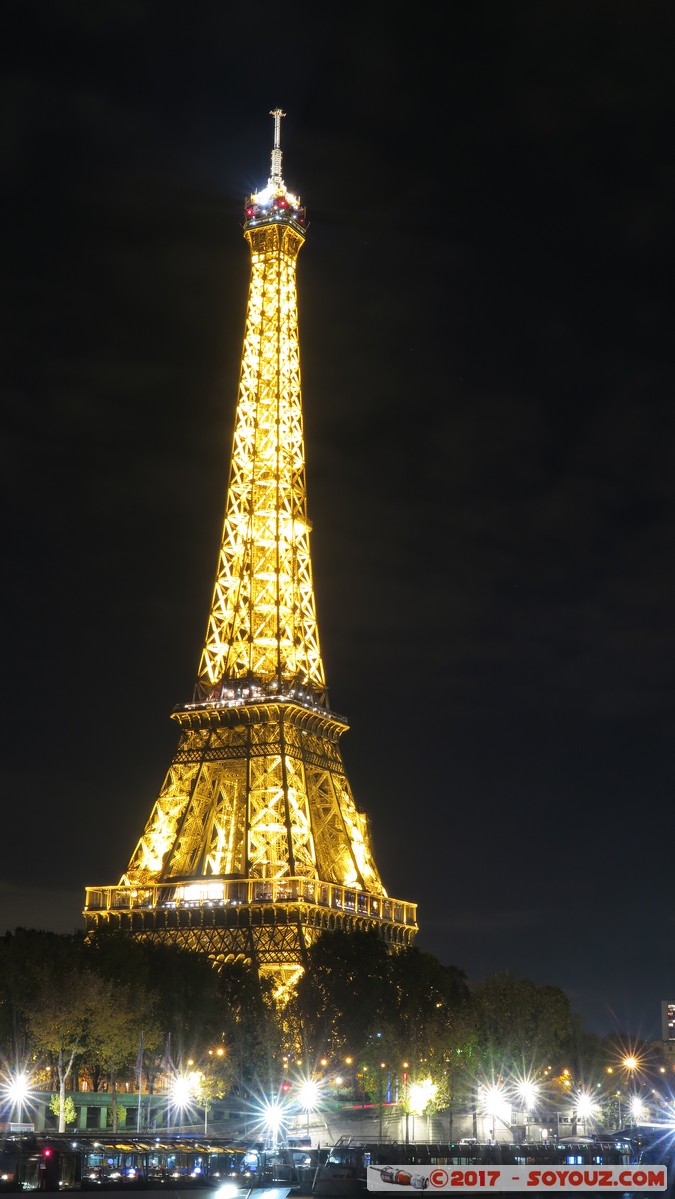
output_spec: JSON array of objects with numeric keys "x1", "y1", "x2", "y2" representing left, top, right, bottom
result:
[
  {"x1": 630, "y1": 1096, "x2": 646, "y2": 1126},
  {"x1": 379, "y1": 1064, "x2": 387, "y2": 1142},
  {"x1": 262, "y1": 1099, "x2": 284, "y2": 1150},
  {"x1": 298, "y1": 1079, "x2": 321, "y2": 1144},
  {"x1": 402, "y1": 1062, "x2": 409, "y2": 1145},
  {"x1": 1, "y1": 1070, "x2": 33, "y2": 1128},
  {"x1": 479, "y1": 1084, "x2": 510, "y2": 1144},
  {"x1": 515, "y1": 1078, "x2": 540, "y2": 1140},
  {"x1": 575, "y1": 1091, "x2": 597, "y2": 1135},
  {"x1": 170, "y1": 1073, "x2": 194, "y2": 1134},
  {"x1": 408, "y1": 1079, "x2": 438, "y2": 1142}
]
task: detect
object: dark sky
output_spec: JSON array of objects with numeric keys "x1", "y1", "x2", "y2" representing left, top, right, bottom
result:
[{"x1": 3, "y1": 1, "x2": 675, "y2": 1041}]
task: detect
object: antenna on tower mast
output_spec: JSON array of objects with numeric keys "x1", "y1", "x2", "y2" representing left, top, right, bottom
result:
[{"x1": 269, "y1": 107, "x2": 286, "y2": 189}]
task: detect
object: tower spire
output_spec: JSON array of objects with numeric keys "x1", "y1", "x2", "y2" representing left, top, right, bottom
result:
[
  {"x1": 83, "y1": 114, "x2": 418, "y2": 996},
  {"x1": 195, "y1": 108, "x2": 317, "y2": 709},
  {"x1": 269, "y1": 106, "x2": 286, "y2": 190}
]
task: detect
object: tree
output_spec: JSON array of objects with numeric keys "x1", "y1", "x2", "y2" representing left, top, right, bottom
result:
[
  {"x1": 470, "y1": 972, "x2": 577, "y2": 1074},
  {"x1": 49, "y1": 1094, "x2": 76, "y2": 1126},
  {"x1": 292, "y1": 928, "x2": 394, "y2": 1059},
  {"x1": 0, "y1": 929, "x2": 84, "y2": 1068},
  {"x1": 188, "y1": 1064, "x2": 233, "y2": 1134},
  {"x1": 25, "y1": 964, "x2": 101, "y2": 1131},
  {"x1": 84, "y1": 976, "x2": 146, "y2": 1133}
]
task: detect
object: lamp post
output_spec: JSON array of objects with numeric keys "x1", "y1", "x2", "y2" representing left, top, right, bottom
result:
[
  {"x1": 622, "y1": 1057, "x2": 640, "y2": 1128},
  {"x1": 575, "y1": 1092, "x2": 596, "y2": 1136},
  {"x1": 516, "y1": 1079, "x2": 539, "y2": 1142},
  {"x1": 344, "y1": 1056, "x2": 355, "y2": 1101},
  {"x1": 262, "y1": 1100, "x2": 284, "y2": 1150},
  {"x1": 408, "y1": 1080, "x2": 439, "y2": 1142},
  {"x1": 379, "y1": 1064, "x2": 386, "y2": 1141},
  {"x1": 170, "y1": 1072, "x2": 196, "y2": 1135},
  {"x1": 480, "y1": 1084, "x2": 510, "y2": 1145},
  {"x1": 4, "y1": 1070, "x2": 31, "y2": 1128},
  {"x1": 630, "y1": 1096, "x2": 646, "y2": 1126},
  {"x1": 298, "y1": 1079, "x2": 320, "y2": 1145},
  {"x1": 360, "y1": 1065, "x2": 368, "y2": 1109}
]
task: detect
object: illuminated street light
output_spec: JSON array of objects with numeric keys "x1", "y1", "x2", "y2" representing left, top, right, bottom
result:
[
  {"x1": 407, "y1": 1079, "x2": 438, "y2": 1143},
  {"x1": 297, "y1": 1078, "x2": 322, "y2": 1142},
  {"x1": 169, "y1": 1072, "x2": 196, "y2": 1134},
  {"x1": 262, "y1": 1099, "x2": 285, "y2": 1149},
  {"x1": 378, "y1": 1063, "x2": 387, "y2": 1141},
  {"x1": 0, "y1": 1069, "x2": 34, "y2": 1127},
  {"x1": 402, "y1": 1062, "x2": 410, "y2": 1145},
  {"x1": 409, "y1": 1079, "x2": 438, "y2": 1116},
  {"x1": 630, "y1": 1097, "x2": 646, "y2": 1125},
  {"x1": 575, "y1": 1091, "x2": 598, "y2": 1134},
  {"x1": 514, "y1": 1077, "x2": 540, "y2": 1138},
  {"x1": 171, "y1": 1076, "x2": 194, "y2": 1106},
  {"x1": 479, "y1": 1084, "x2": 510, "y2": 1143},
  {"x1": 516, "y1": 1080, "x2": 539, "y2": 1111},
  {"x1": 245, "y1": 1087, "x2": 291, "y2": 1149}
]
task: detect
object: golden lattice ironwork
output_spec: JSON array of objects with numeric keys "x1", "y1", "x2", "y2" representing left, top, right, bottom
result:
[{"x1": 83, "y1": 110, "x2": 418, "y2": 990}]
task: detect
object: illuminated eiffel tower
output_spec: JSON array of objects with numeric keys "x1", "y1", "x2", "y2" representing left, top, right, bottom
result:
[{"x1": 83, "y1": 110, "x2": 418, "y2": 992}]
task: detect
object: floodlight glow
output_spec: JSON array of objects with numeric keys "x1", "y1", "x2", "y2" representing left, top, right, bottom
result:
[
  {"x1": 630, "y1": 1097, "x2": 646, "y2": 1121},
  {"x1": 409, "y1": 1079, "x2": 438, "y2": 1116},
  {"x1": 171, "y1": 1075, "x2": 194, "y2": 1106},
  {"x1": 0, "y1": 1068, "x2": 35, "y2": 1120},
  {"x1": 175, "y1": 883, "x2": 224, "y2": 903},
  {"x1": 575, "y1": 1091, "x2": 598, "y2": 1119},
  {"x1": 298, "y1": 1080, "x2": 321, "y2": 1111},
  {"x1": 480, "y1": 1085, "x2": 510, "y2": 1121},
  {"x1": 263, "y1": 1100, "x2": 283, "y2": 1132},
  {"x1": 6, "y1": 1071, "x2": 30, "y2": 1105},
  {"x1": 516, "y1": 1080, "x2": 539, "y2": 1111}
]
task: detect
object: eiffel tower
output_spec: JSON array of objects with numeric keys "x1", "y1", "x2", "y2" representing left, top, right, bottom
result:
[{"x1": 83, "y1": 110, "x2": 418, "y2": 993}]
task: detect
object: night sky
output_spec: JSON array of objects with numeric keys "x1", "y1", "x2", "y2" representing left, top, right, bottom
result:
[{"x1": 3, "y1": 2, "x2": 675, "y2": 1041}]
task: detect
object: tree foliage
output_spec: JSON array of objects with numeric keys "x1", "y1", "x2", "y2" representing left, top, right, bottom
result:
[
  {"x1": 470, "y1": 972, "x2": 577, "y2": 1074},
  {"x1": 291, "y1": 927, "x2": 396, "y2": 1056},
  {"x1": 24, "y1": 961, "x2": 102, "y2": 1131},
  {"x1": 0, "y1": 923, "x2": 647, "y2": 1132}
]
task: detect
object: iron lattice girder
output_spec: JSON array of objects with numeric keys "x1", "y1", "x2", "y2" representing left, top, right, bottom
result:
[
  {"x1": 198, "y1": 222, "x2": 325, "y2": 698},
  {"x1": 83, "y1": 892, "x2": 417, "y2": 974},
  {"x1": 116, "y1": 701, "x2": 390, "y2": 897}
]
